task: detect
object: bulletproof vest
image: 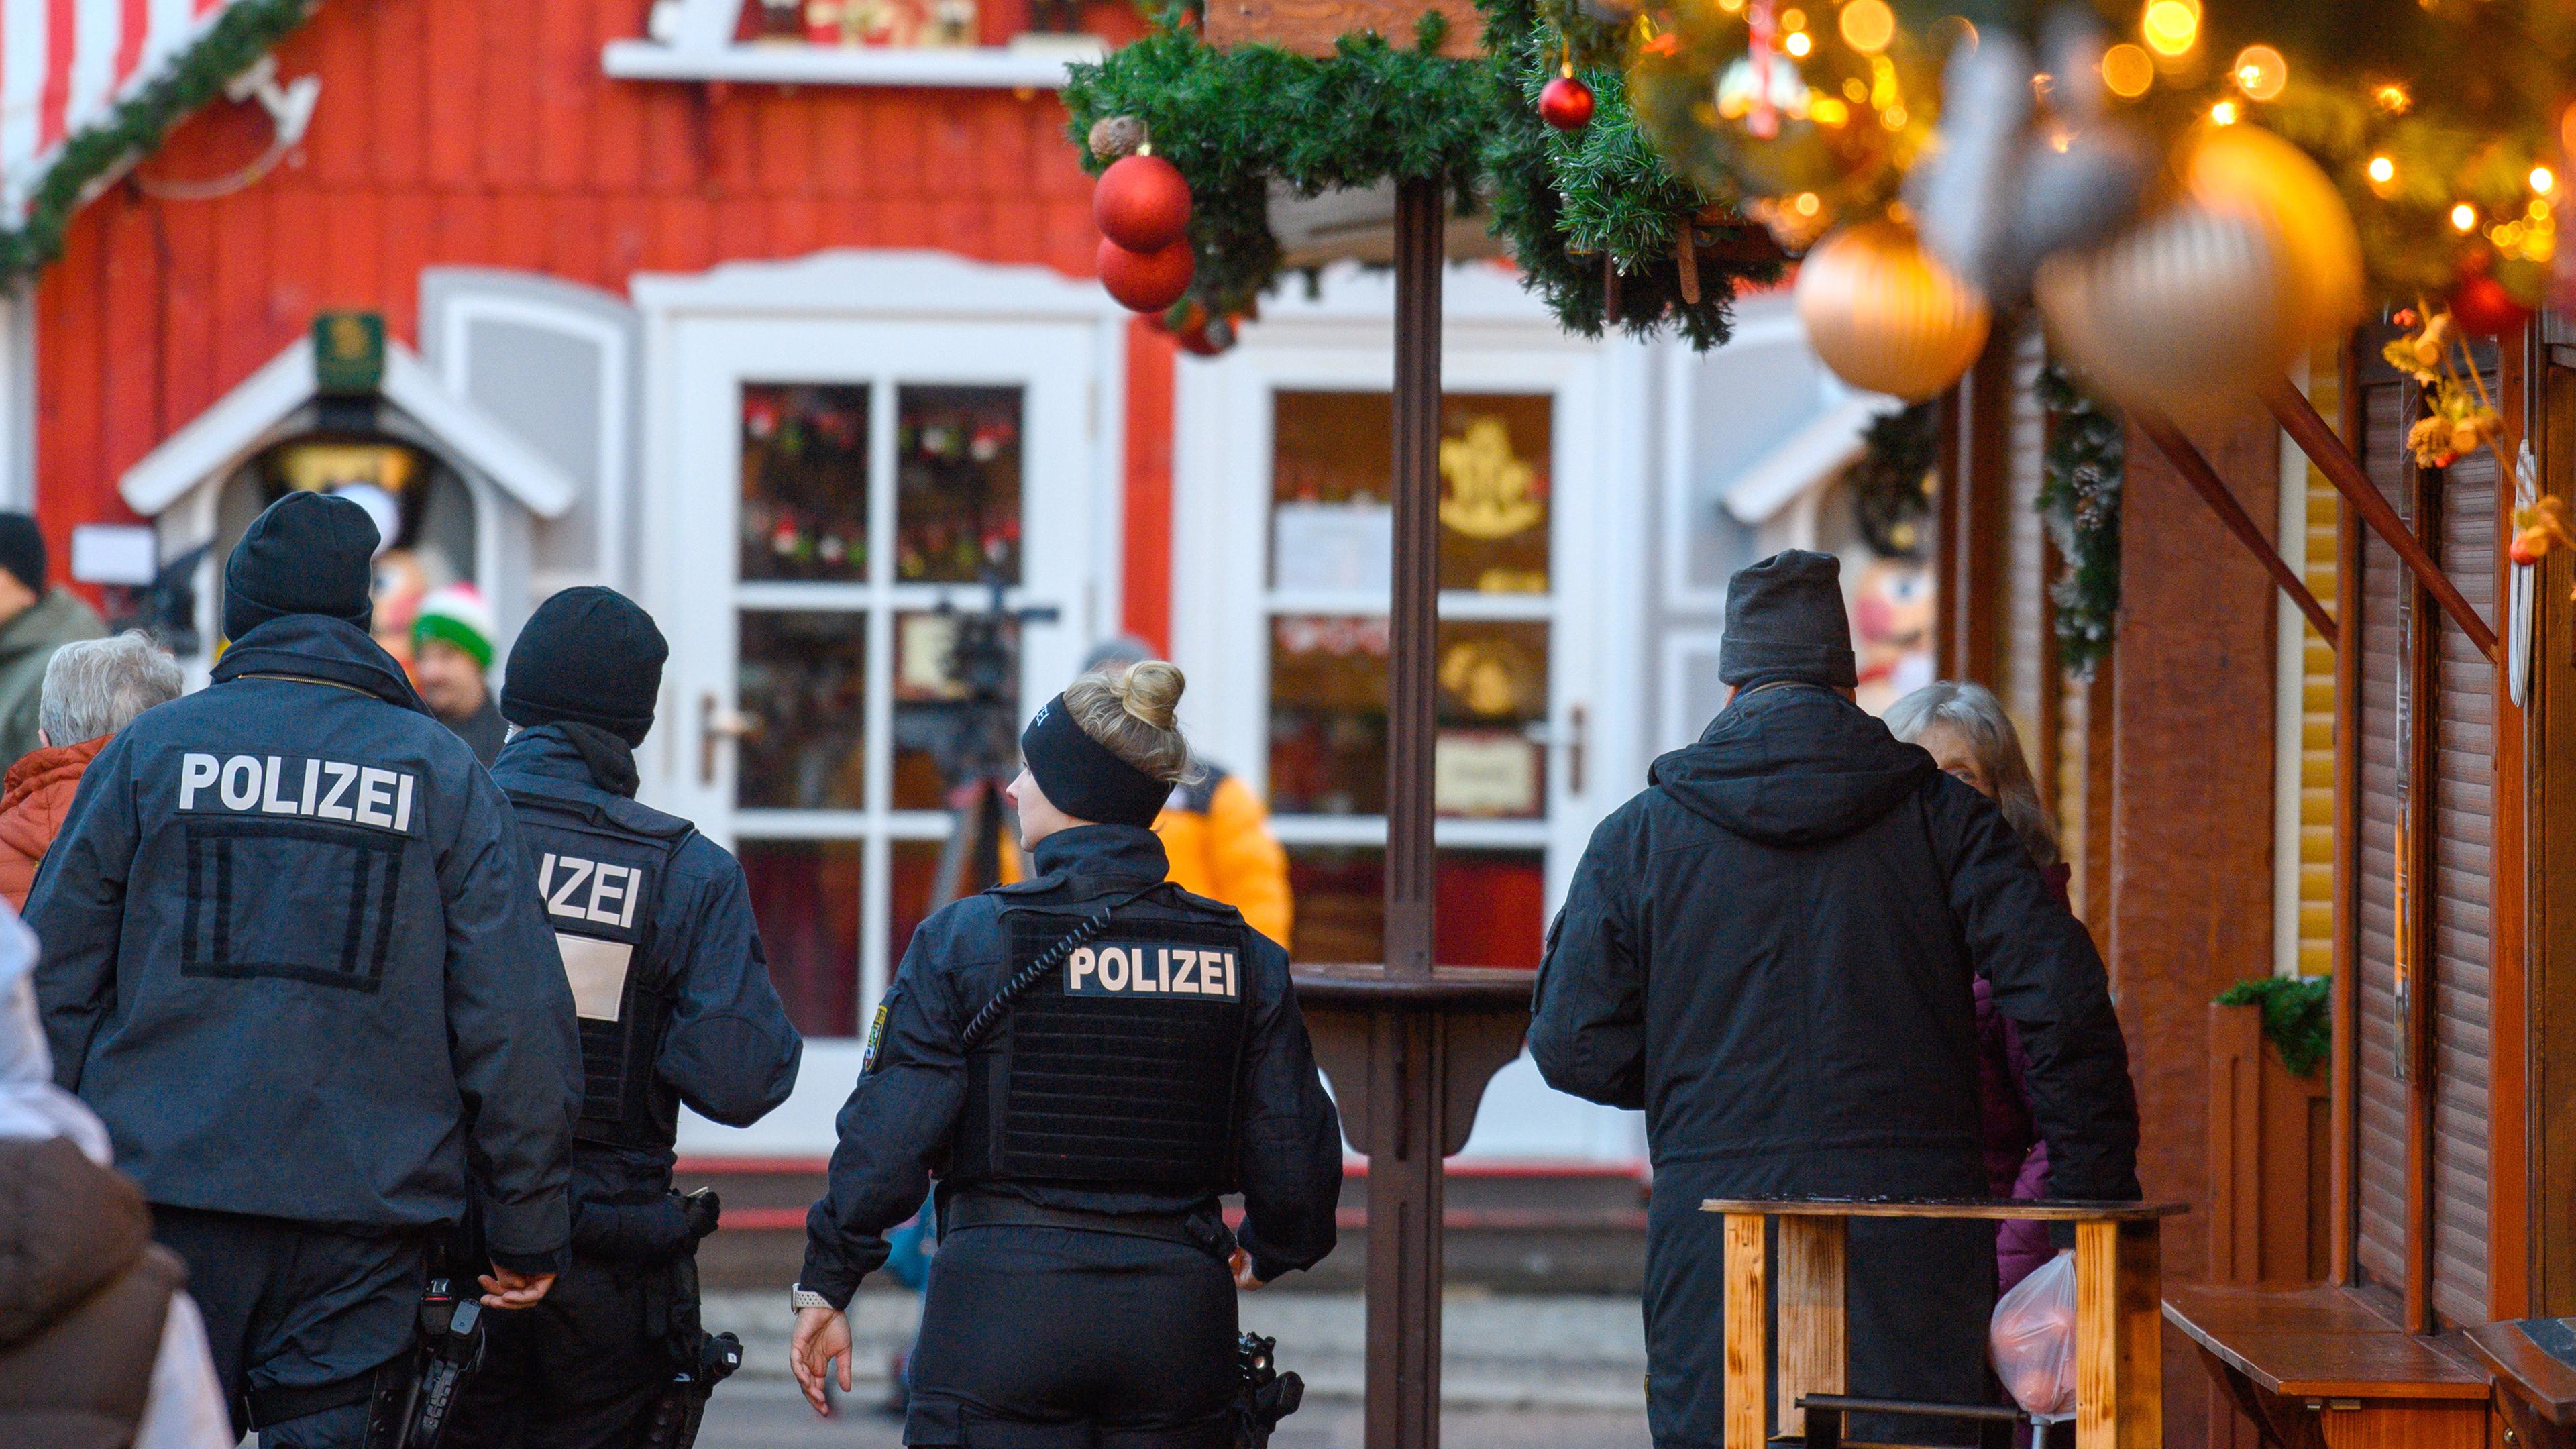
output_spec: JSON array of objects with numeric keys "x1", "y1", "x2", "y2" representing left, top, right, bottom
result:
[
  {"x1": 953, "y1": 903, "x2": 1253, "y2": 1193},
  {"x1": 505, "y1": 787, "x2": 692, "y2": 1151}
]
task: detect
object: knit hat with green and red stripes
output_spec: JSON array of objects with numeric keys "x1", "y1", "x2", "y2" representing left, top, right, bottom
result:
[{"x1": 412, "y1": 583, "x2": 496, "y2": 670}]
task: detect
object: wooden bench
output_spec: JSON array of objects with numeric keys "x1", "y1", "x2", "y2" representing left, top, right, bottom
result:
[
  {"x1": 2162, "y1": 1283, "x2": 2489, "y2": 1449},
  {"x1": 1702, "y1": 1197, "x2": 2188, "y2": 1449}
]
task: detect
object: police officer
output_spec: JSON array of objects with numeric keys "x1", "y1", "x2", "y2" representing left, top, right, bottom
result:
[
  {"x1": 792, "y1": 659, "x2": 1342, "y2": 1448},
  {"x1": 29, "y1": 491, "x2": 580, "y2": 1448},
  {"x1": 445, "y1": 586, "x2": 804, "y2": 1449}
]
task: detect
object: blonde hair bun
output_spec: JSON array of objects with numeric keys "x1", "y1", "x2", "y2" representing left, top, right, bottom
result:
[{"x1": 1110, "y1": 659, "x2": 1185, "y2": 731}]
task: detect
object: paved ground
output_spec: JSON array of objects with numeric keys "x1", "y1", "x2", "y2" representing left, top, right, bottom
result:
[
  {"x1": 705, "y1": 1289, "x2": 1652, "y2": 1409},
  {"x1": 697, "y1": 1379, "x2": 1654, "y2": 1449}
]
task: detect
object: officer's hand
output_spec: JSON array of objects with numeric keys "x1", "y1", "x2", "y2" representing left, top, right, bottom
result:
[
  {"x1": 791, "y1": 1305, "x2": 853, "y2": 1415},
  {"x1": 1230, "y1": 1248, "x2": 1267, "y2": 1292},
  {"x1": 478, "y1": 1267, "x2": 557, "y2": 1310}
]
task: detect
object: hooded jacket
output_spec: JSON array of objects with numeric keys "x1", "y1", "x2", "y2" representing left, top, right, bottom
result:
[
  {"x1": 28, "y1": 615, "x2": 581, "y2": 1271},
  {"x1": 1532, "y1": 686, "x2": 2139, "y2": 1448},
  {"x1": 0, "y1": 735, "x2": 108, "y2": 910},
  {"x1": 0, "y1": 590, "x2": 105, "y2": 774},
  {"x1": 1532, "y1": 685, "x2": 2138, "y2": 1198}
]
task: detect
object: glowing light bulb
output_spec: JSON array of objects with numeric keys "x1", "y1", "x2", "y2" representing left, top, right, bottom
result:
[
  {"x1": 1784, "y1": 30, "x2": 1812, "y2": 56},
  {"x1": 2100, "y1": 43, "x2": 2154, "y2": 99},
  {"x1": 2373, "y1": 83, "x2": 2409, "y2": 114},
  {"x1": 2210, "y1": 99, "x2": 2239, "y2": 125},
  {"x1": 2533, "y1": 166, "x2": 2557, "y2": 195},
  {"x1": 2141, "y1": 0, "x2": 2199, "y2": 57},
  {"x1": 1837, "y1": 0, "x2": 1894, "y2": 54},
  {"x1": 2367, "y1": 155, "x2": 2395, "y2": 185},
  {"x1": 2231, "y1": 44, "x2": 2286, "y2": 101},
  {"x1": 1780, "y1": 8, "x2": 1805, "y2": 29},
  {"x1": 2452, "y1": 202, "x2": 2478, "y2": 233},
  {"x1": 1793, "y1": 191, "x2": 1821, "y2": 217}
]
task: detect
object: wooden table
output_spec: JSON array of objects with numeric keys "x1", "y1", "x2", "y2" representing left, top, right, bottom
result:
[
  {"x1": 2463, "y1": 1319, "x2": 2576, "y2": 1449},
  {"x1": 1700, "y1": 1197, "x2": 2187, "y2": 1449},
  {"x1": 2163, "y1": 1283, "x2": 2489, "y2": 1449}
]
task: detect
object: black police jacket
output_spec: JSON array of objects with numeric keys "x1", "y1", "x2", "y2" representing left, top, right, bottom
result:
[
  {"x1": 28, "y1": 615, "x2": 582, "y2": 1272},
  {"x1": 799, "y1": 825, "x2": 1342, "y2": 1309},
  {"x1": 491, "y1": 726, "x2": 802, "y2": 1225}
]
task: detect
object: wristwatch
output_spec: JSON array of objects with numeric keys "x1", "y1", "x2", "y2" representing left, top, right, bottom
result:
[{"x1": 790, "y1": 1283, "x2": 835, "y2": 1314}]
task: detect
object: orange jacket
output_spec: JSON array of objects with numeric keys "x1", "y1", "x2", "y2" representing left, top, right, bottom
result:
[
  {"x1": 1156, "y1": 766, "x2": 1293, "y2": 948},
  {"x1": 0, "y1": 733, "x2": 107, "y2": 910}
]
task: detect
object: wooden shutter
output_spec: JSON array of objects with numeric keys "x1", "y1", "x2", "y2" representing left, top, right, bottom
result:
[
  {"x1": 2352, "y1": 374, "x2": 2410, "y2": 1292},
  {"x1": 2428, "y1": 382, "x2": 2498, "y2": 1328}
]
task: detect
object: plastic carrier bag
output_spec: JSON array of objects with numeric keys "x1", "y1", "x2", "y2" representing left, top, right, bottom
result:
[{"x1": 1990, "y1": 1250, "x2": 2078, "y2": 1416}]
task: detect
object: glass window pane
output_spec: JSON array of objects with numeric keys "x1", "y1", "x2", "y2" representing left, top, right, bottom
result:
[
  {"x1": 741, "y1": 840, "x2": 860, "y2": 1037},
  {"x1": 742, "y1": 384, "x2": 869, "y2": 582},
  {"x1": 1282, "y1": 847, "x2": 1546, "y2": 969},
  {"x1": 1269, "y1": 391, "x2": 1552, "y2": 595},
  {"x1": 896, "y1": 385, "x2": 1022, "y2": 584},
  {"x1": 1434, "y1": 619, "x2": 1549, "y2": 820},
  {"x1": 1269, "y1": 617, "x2": 1549, "y2": 819},
  {"x1": 738, "y1": 611, "x2": 867, "y2": 810},
  {"x1": 889, "y1": 839, "x2": 945, "y2": 969},
  {"x1": 890, "y1": 609, "x2": 1020, "y2": 810},
  {"x1": 1268, "y1": 614, "x2": 1388, "y2": 816}
]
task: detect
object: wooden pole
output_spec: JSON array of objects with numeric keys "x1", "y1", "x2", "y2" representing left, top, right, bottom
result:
[
  {"x1": 1366, "y1": 171, "x2": 1446, "y2": 1449},
  {"x1": 2134, "y1": 409, "x2": 2338, "y2": 642},
  {"x1": 2263, "y1": 377, "x2": 2498, "y2": 661}
]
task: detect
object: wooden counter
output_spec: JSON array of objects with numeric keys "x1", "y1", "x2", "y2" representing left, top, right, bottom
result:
[{"x1": 2163, "y1": 1283, "x2": 2490, "y2": 1449}]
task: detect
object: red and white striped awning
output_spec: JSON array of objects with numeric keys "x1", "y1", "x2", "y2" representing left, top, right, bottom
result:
[{"x1": 1, "y1": 0, "x2": 249, "y2": 225}]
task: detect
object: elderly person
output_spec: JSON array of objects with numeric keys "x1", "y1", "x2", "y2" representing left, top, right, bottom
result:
[
  {"x1": 1530, "y1": 550, "x2": 2139, "y2": 1447},
  {"x1": 1886, "y1": 680, "x2": 2071, "y2": 1296},
  {"x1": 0, "y1": 633, "x2": 182, "y2": 908}
]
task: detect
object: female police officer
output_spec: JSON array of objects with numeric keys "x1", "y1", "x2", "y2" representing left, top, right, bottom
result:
[{"x1": 791, "y1": 659, "x2": 1342, "y2": 1448}]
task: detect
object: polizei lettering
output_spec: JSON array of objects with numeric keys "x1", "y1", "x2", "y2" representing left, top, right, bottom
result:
[
  {"x1": 1065, "y1": 941, "x2": 1240, "y2": 1002},
  {"x1": 176, "y1": 753, "x2": 417, "y2": 834},
  {"x1": 538, "y1": 853, "x2": 647, "y2": 930}
]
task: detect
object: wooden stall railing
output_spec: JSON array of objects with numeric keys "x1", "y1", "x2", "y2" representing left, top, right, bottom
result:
[{"x1": 1703, "y1": 1197, "x2": 2188, "y2": 1449}]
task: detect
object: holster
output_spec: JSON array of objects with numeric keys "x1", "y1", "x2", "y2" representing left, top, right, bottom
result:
[
  {"x1": 633, "y1": 1189, "x2": 740, "y2": 1449},
  {"x1": 243, "y1": 1274, "x2": 485, "y2": 1449}
]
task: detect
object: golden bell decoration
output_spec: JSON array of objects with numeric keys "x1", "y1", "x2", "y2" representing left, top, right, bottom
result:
[
  {"x1": 2035, "y1": 203, "x2": 2297, "y2": 423},
  {"x1": 1793, "y1": 221, "x2": 1992, "y2": 402},
  {"x1": 2183, "y1": 123, "x2": 2365, "y2": 351}
]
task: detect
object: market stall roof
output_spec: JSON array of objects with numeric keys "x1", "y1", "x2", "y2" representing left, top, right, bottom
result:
[
  {"x1": 1721, "y1": 392, "x2": 1902, "y2": 527},
  {"x1": 1, "y1": 0, "x2": 309, "y2": 272},
  {"x1": 119, "y1": 334, "x2": 578, "y2": 519}
]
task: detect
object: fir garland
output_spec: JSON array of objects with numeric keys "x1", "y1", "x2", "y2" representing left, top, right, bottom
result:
[
  {"x1": 2035, "y1": 361, "x2": 2123, "y2": 680},
  {"x1": 1844, "y1": 400, "x2": 1935, "y2": 559},
  {"x1": 2215, "y1": 974, "x2": 2332, "y2": 1079},
  {"x1": 0, "y1": 0, "x2": 321, "y2": 282},
  {"x1": 1060, "y1": 0, "x2": 1778, "y2": 346}
]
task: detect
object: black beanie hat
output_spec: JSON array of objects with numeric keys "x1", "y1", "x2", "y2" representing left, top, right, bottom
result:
[
  {"x1": 223, "y1": 491, "x2": 380, "y2": 642},
  {"x1": 502, "y1": 586, "x2": 668, "y2": 746},
  {"x1": 0, "y1": 515, "x2": 46, "y2": 597},
  {"x1": 1717, "y1": 549, "x2": 1859, "y2": 690}
]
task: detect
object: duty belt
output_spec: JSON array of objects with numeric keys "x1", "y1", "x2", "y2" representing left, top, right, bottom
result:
[{"x1": 943, "y1": 1192, "x2": 1206, "y2": 1249}]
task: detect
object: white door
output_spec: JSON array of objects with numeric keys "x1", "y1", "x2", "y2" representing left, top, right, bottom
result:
[
  {"x1": 1171, "y1": 264, "x2": 1654, "y2": 1164},
  {"x1": 635, "y1": 255, "x2": 1123, "y2": 1153}
]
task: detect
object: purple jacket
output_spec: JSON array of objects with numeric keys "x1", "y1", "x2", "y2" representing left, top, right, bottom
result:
[{"x1": 1979, "y1": 862, "x2": 2074, "y2": 1295}]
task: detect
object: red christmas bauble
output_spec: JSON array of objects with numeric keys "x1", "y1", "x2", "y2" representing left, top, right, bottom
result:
[
  {"x1": 1093, "y1": 154, "x2": 1193, "y2": 253},
  {"x1": 2449, "y1": 270, "x2": 2532, "y2": 337},
  {"x1": 1098, "y1": 236, "x2": 1195, "y2": 313},
  {"x1": 1538, "y1": 76, "x2": 1595, "y2": 131}
]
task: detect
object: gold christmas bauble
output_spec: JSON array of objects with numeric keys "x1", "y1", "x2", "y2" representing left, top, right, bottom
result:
[
  {"x1": 1793, "y1": 221, "x2": 1992, "y2": 402},
  {"x1": 2184, "y1": 124, "x2": 2365, "y2": 351},
  {"x1": 2035, "y1": 203, "x2": 2297, "y2": 423}
]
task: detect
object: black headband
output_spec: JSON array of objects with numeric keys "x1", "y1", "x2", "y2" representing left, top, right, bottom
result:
[{"x1": 1020, "y1": 694, "x2": 1170, "y2": 828}]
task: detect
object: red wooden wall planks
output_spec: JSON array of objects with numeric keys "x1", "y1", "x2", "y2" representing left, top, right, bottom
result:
[{"x1": 34, "y1": 0, "x2": 1152, "y2": 623}]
